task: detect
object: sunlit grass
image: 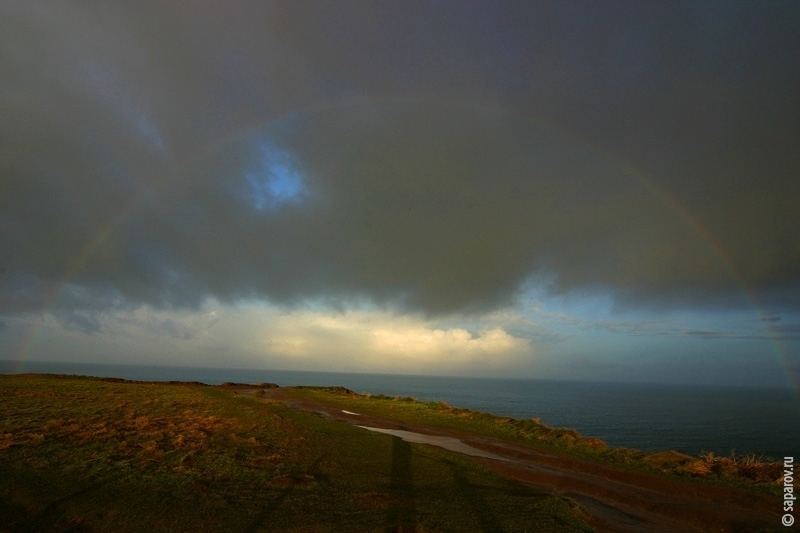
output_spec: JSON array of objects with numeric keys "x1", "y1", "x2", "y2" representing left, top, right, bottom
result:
[
  {"x1": 0, "y1": 375, "x2": 593, "y2": 532},
  {"x1": 288, "y1": 387, "x2": 784, "y2": 495}
]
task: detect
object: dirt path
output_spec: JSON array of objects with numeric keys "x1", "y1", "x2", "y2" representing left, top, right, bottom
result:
[{"x1": 255, "y1": 388, "x2": 783, "y2": 533}]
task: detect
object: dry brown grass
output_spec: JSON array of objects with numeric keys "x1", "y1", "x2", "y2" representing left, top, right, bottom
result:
[
  {"x1": 0, "y1": 377, "x2": 256, "y2": 476},
  {"x1": 582, "y1": 437, "x2": 607, "y2": 449},
  {"x1": 641, "y1": 449, "x2": 784, "y2": 484},
  {"x1": 691, "y1": 451, "x2": 784, "y2": 483},
  {"x1": 1, "y1": 375, "x2": 595, "y2": 533},
  {"x1": 33, "y1": 406, "x2": 232, "y2": 454}
]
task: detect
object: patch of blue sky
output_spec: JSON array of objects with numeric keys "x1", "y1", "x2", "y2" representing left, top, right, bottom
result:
[
  {"x1": 517, "y1": 281, "x2": 779, "y2": 345},
  {"x1": 521, "y1": 283, "x2": 616, "y2": 323},
  {"x1": 245, "y1": 142, "x2": 306, "y2": 211}
]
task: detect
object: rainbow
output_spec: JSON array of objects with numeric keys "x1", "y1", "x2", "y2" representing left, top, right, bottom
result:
[
  {"x1": 10, "y1": 96, "x2": 797, "y2": 394},
  {"x1": 551, "y1": 121, "x2": 798, "y2": 396}
]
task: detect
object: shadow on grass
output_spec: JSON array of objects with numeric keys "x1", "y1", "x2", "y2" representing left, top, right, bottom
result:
[
  {"x1": 386, "y1": 436, "x2": 417, "y2": 532},
  {"x1": 0, "y1": 468, "x2": 123, "y2": 533},
  {"x1": 243, "y1": 455, "x2": 325, "y2": 533},
  {"x1": 242, "y1": 483, "x2": 297, "y2": 533},
  {"x1": 446, "y1": 459, "x2": 504, "y2": 532}
]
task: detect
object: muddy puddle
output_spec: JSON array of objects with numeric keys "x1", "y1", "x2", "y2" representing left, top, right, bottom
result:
[{"x1": 356, "y1": 426, "x2": 510, "y2": 462}]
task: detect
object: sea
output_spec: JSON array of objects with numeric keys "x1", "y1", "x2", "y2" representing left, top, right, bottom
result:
[{"x1": 2, "y1": 360, "x2": 798, "y2": 460}]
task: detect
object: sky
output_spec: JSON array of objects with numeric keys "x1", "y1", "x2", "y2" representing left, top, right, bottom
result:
[{"x1": 1, "y1": 1, "x2": 799, "y2": 387}]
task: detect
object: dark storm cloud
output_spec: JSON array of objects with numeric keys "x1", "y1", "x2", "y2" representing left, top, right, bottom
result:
[
  {"x1": 1, "y1": 1, "x2": 798, "y2": 317},
  {"x1": 53, "y1": 310, "x2": 102, "y2": 335}
]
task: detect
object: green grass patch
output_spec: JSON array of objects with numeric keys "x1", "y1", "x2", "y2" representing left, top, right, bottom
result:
[
  {"x1": 285, "y1": 387, "x2": 785, "y2": 496},
  {"x1": 0, "y1": 375, "x2": 593, "y2": 532}
]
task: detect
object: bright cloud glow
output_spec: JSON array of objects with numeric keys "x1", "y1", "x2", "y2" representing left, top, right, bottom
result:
[
  {"x1": 370, "y1": 326, "x2": 520, "y2": 357},
  {"x1": 5, "y1": 293, "x2": 796, "y2": 386},
  {"x1": 248, "y1": 308, "x2": 531, "y2": 373},
  {"x1": 10, "y1": 302, "x2": 532, "y2": 375}
]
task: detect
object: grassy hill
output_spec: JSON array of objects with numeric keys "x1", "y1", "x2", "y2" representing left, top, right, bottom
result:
[
  {"x1": 1, "y1": 374, "x2": 785, "y2": 532},
  {"x1": 0, "y1": 374, "x2": 592, "y2": 532}
]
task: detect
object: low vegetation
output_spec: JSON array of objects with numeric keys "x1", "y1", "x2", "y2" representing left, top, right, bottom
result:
[
  {"x1": 2, "y1": 375, "x2": 782, "y2": 532},
  {"x1": 289, "y1": 387, "x2": 784, "y2": 493},
  {"x1": 0, "y1": 374, "x2": 593, "y2": 532}
]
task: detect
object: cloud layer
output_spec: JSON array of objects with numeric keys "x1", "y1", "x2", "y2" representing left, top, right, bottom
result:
[{"x1": 2, "y1": 1, "x2": 798, "y2": 320}]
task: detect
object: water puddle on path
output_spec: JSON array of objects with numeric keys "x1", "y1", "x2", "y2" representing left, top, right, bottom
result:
[{"x1": 357, "y1": 426, "x2": 510, "y2": 462}]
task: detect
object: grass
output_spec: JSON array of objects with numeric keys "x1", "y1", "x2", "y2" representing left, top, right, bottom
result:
[
  {"x1": 286, "y1": 387, "x2": 785, "y2": 494},
  {"x1": 0, "y1": 374, "x2": 593, "y2": 532}
]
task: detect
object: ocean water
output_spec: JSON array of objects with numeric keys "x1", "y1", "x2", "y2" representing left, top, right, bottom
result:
[{"x1": 2, "y1": 360, "x2": 798, "y2": 459}]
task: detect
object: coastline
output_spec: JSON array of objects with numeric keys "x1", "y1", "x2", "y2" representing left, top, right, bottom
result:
[
  {"x1": 2, "y1": 360, "x2": 796, "y2": 458},
  {"x1": 1, "y1": 373, "x2": 787, "y2": 532}
]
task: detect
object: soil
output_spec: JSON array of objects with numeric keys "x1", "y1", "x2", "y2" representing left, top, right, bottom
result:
[{"x1": 256, "y1": 387, "x2": 784, "y2": 533}]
